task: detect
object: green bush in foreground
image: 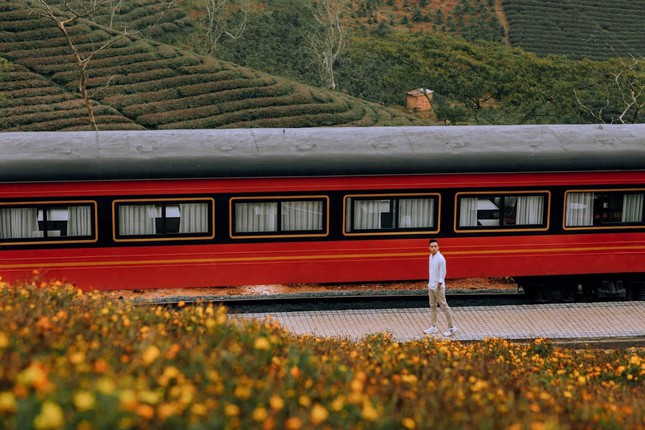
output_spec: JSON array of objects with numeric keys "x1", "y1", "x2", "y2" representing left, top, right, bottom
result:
[{"x1": 0, "y1": 277, "x2": 643, "y2": 429}]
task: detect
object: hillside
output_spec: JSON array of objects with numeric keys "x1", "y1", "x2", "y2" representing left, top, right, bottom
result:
[
  {"x1": 341, "y1": 0, "x2": 644, "y2": 60},
  {"x1": 0, "y1": 1, "x2": 424, "y2": 132},
  {"x1": 502, "y1": 0, "x2": 645, "y2": 60},
  {"x1": 1, "y1": 0, "x2": 643, "y2": 131}
]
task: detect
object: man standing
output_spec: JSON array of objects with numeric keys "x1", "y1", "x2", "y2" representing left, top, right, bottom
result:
[{"x1": 424, "y1": 239, "x2": 458, "y2": 337}]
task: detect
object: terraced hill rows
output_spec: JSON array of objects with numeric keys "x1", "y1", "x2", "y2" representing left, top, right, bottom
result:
[
  {"x1": 0, "y1": 1, "x2": 422, "y2": 131},
  {"x1": 502, "y1": 0, "x2": 645, "y2": 60}
]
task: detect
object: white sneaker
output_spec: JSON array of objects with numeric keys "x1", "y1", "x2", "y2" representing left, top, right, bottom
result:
[
  {"x1": 424, "y1": 326, "x2": 439, "y2": 334},
  {"x1": 443, "y1": 326, "x2": 458, "y2": 337}
]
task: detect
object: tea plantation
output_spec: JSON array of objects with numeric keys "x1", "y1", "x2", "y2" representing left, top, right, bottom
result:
[
  {"x1": 0, "y1": 1, "x2": 423, "y2": 131},
  {"x1": 502, "y1": 0, "x2": 644, "y2": 60}
]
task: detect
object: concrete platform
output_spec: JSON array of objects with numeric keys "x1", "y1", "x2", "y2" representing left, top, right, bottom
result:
[{"x1": 238, "y1": 301, "x2": 645, "y2": 347}]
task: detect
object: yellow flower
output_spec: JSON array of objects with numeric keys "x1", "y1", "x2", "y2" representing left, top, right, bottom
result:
[
  {"x1": 73, "y1": 391, "x2": 96, "y2": 411},
  {"x1": 33, "y1": 401, "x2": 64, "y2": 430},
  {"x1": 191, "y1": 403, "x2": 208, "y2": 416},
  {"x1": 0, "y1": 332, "x2": 8, "y2": 348},
  {"x1": 331, "y1": 395, "x2": 345, "y2": 411},
  {"x1": 157, "y1": 402, "x2": 181, "y2": 420},
  {"x1": 310, "y1": 403, "x2": 329, "y2": 425},
  {"x1": 141, "y1": 345, "x2": 161, "y2": 365},
  {"x1": 285, "y1": 417, "x2": 303, "y2": 430},
  {"x1": 252, "y1": 406, "x2": 268, "y2": 422},
  {"x1": 135, "y1": 404, "x2": 155, "y2": 420},
  {"x1": 224, "y1": 403, "x2": 240, "y2": 416},
  {"x1": 0, "y1": 392, "x2": 17, "y2": 413},
  {"x1": 255, "y1": 337, "x2": 271, "y2": 350},
  {"x1": 269, "y1": 395, "x2": 284, "y2": 411},
  {"x1": 402, "y1": 418, "x2": 416, "y2": 429},
  {"x1": 234, "y1": 385, "x2": 252, "y2": 400},
  {"x1": 95, "y1": 377, "x2": 116, "y2": 394},
  {"x1": 361, "y1": 402, "x2": 379, "y2": 421},
  {"x1": 18, "y1": 363, "x2": 48, "y2": 388},
  {"x1": 69, "y1": 351, "x2": 86, "y2": 365}
]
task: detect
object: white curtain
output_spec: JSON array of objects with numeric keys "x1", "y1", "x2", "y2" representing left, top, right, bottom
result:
[
  {"x1": 67, "y1": 206, "x2": 92, "y2": 237},
  {"x1": 353, "y1": 200, "x2": 389, "y2": 230},
  {"x1": 179, "y1": 203, "x2": 209, "y2": 233},
  {"x1": 119, "y1": 205, "x2": 157, "y2": 235},
  {"x1": 622, "y1": 194, "x2": 644, "y2": 223},
  {"x1": 0, "y1": 208, "x2": 39, "y2": 239},
  {"x1": 399, "y1": 198, "x2": 435, "y2": 228},
  {"x1": 566, "y1": 192, "x2": 594, "y2": 226},
  {"x1": 515, "y1": 196, "x2": 544, "y2": 225},
  {"x1": 235, "y1": 202, "x2": 277, "y2": 233},
  {"x1": 281, "y1": 201, "x2": 322, "y2": 231},
  {"x1": 459, "y1": 198, "x2": 478, "y2": 227}
]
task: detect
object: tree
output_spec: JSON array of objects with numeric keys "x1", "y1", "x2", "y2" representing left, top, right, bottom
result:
[
  {"x1": 19, "y1": 0, "x2": 170, "y2": 130},
  {"x1": 307, "y1": 0, "x2": 349, "y2": 90},
  {"x1": 575, "y1": 51, "x2": 644, "y2": 124},
  {"x1": 201, "y1": 0, "x2": 249, "y2": 54}
]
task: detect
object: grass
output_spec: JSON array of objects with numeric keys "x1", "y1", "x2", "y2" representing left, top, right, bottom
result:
[{"x1": 0, "y1": 276, "x2": 643, "y2": 429}]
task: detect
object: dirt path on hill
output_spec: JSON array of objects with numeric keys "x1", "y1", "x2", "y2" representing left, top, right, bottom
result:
[{"x1": 495, "y1": 0, "x2": 511, "y2": 46}]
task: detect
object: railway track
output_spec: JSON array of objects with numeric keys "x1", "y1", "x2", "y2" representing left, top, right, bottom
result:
[{"x1": 204, "y1": 291, "x2": 527, "y2": 313}]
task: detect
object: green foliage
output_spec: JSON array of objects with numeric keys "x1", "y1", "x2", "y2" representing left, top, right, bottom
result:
[
  {"x1": 336, "y1": 31, "x2": 644, "y2": 124},
  {"x1": 214, "y1": 0, "x2": 322, "y2": 88}
]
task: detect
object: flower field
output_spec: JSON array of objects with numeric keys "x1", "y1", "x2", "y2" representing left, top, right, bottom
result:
[{"x1": 0, "y1": 278, "x2": 643, "y2": 429}]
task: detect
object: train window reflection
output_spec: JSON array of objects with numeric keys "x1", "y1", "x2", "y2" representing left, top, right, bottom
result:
[
  {"x1": 114, "y1": 199, "x2": 212, "y2": 240},
  {"x1": 565, "y1": 191, "x2": 645, "y2": 228},
  {"x1": 231, "y1": 196, "x2": 328, "y2": 238},
  {"x1": 456, "y1": 193, "x2": 547, "y2": 231},
  {"x1": 345, "y1": 194, "x2": 438, "y2": 235},
  {"x1": 0, "y1": 202, "x2": 96, "y2": 243}
]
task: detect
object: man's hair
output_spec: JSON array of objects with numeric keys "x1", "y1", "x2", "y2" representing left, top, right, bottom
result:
[{"x1": 429, "y1": 239, "x2": 438, "y2": 245}]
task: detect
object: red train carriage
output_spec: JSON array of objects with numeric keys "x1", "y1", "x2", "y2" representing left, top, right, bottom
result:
[{"x1": 1, "y1": 125, "x2": 644, "y2": 302}]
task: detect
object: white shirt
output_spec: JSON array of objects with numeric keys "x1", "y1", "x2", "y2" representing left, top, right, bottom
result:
[{"x1": 428, "y1": 251, "x2": 446, "y2": 289}]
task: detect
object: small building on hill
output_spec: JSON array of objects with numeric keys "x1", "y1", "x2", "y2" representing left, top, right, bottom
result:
[{"x1": 405, "y1": 88, "x2": 434, "y2": 112}]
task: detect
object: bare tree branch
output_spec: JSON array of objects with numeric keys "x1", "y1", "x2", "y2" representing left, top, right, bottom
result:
[
  {"x1": 307, "y1": 0, "x2": 348, "y2": 90},
  {"x1": 201, "y1": 0, "x2": 248, "y2": 54},
  {"x1": 19, "y1": 0, "x2": 173, "y2": 130},
  {"x1": 575, "y1": 46, "x2": 644, "y2": 124}
]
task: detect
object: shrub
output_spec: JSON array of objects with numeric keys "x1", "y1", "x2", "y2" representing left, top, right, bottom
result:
[{"x1": 0, "y1": 280, "x2": 642, "y2": 429}]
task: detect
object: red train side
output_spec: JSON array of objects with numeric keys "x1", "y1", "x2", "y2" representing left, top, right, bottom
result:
[{"x1": 1, "y1": 170, "x2": 644, "y2": 302}]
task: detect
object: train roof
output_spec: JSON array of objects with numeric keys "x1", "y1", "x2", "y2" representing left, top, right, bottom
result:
[{"x1": 1, "y1": 124, "x2": 644, "y2": 182}]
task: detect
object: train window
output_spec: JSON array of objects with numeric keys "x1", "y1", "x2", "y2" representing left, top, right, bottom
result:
[
  {"x1": 455, "y1": 192, "x2": 548, "y2": 231},
  {"x1": 565, "y1": 190, "x2": 645, "y2": 229},
  {"x1": 344, "y1": 194, "x2": 439, "y2": 235},
  {"x1": 230, "y1": 196, "x2": 328, "y2": 238},
  {"x1": 113, "y1": 198, "x2": 214, "y2": 241},
  {"x1": 0, "y1": 201, "x2": 97, "y2": 245}
]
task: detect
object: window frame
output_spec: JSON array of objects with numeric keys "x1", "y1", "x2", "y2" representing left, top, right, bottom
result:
[
  {"x1": 563, "y1": 188, "x2": 645, "y2": 231},
  {"x1": 0, "y1": 200, "x2": 98, "y2": 246},
  {"x1": 454, "y1": 191, "x2": 550, "y2": 233},
  {"x1": 112, "y1": 197, "x2": 215, "y2": 242},
  {"x1": 229, "y1": 195, "x2": 329, "y2": 239},
  {"x1": 343, "y1": 193, "x2": 440, "y2": 237}
]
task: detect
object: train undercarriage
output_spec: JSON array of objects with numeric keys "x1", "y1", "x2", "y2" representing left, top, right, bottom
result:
[{"x1": 515, "y1": 274, "x2": 645, "y2": 303}]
